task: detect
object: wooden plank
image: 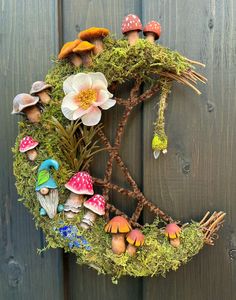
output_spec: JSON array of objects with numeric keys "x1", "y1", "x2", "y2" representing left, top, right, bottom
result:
[
  {"x1": 142, "y1": 0, "x2": 236, "y2": 299},
  {"x1": 0, "y1": 1, "x2": 64, "y2": 299},
  {"x1": 61, "y1": 0, "x2": 143, "y2": 299}
]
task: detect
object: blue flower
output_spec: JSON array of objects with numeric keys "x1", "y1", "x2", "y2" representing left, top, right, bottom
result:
[{"x1": 57, "y1": 225, "x2": 91, "y2": 250}]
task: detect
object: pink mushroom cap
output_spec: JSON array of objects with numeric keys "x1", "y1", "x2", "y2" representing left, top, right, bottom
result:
[
  {"x1": 65, "y1": 171, "x2": 94, "y2": 195},
  {"x1": 19, "y1": 136, "x2": 39, "y2": 152},
  {"x1": 143, "y1": 20, "x2": 161, "y2": 40},
  {"x1": 83, "y1": 194, "x2": 106, "y2": 216},
  {"x1": 121, "y1": 14, "x2": 142, "y2": 34},
  {"x1": 165, "y1": 223, "x2": 181, "y2": 239}
]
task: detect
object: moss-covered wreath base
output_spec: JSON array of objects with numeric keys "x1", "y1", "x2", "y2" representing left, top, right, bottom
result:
[{"x1": 13, "y1": 35, "x2": 224, "y2": 282}]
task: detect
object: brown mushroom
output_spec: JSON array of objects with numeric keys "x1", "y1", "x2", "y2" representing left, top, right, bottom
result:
[
  {"x1": 30, "y1": 81, "x2": 52, "y2": 105},
  {"x1": 143, "y1": 20, "x2": 161, "y2": 44},
  {"x1": 11, "y1": 93, "x2": 41, "y2": 123},
  {"x1": 79, "y1": 27, "x2": 110, "y2": 55},
  {"x1": 165, "y1": 223, "x2": 181, "y2": 247},
  {"x1": 72, "y1": 41, "x2": 95, "y2": 67},
  {"x1": 126, "y1": 229, "x2": 145, "y2": 256},
  {"x1": 121, "y1": 14, "x2": 143, "y2": 45},
  {"x1": 105, "y1": 216, "x2": 132, "y2": 254},
  {"x1": 58, "y1": 39, "x2": 82, "y2": 67}
]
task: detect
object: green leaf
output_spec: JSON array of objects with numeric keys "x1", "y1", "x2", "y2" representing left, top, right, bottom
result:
[{"x1": 37, "y1": 170, "x2": 50, "y2": 186}]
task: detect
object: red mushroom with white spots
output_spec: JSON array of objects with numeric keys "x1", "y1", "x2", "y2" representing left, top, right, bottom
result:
[
  {"x1": 64, "y1": 171, "x2": 94, "y2": 218},
  {"x1": 80, "y1": 194, "x2": 105, "y2": 229},
  {"x1": 121, "y1": 14, "x2": 143, "y2": 45},
  {"x1": 19, "y1": 136, "x2": 39, "y2": 161},
  {"x1": 143, "y1": 20, "x2": 161, "y2": 44}
]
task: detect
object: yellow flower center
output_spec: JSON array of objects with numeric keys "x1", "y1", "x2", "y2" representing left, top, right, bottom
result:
[{"x1": 74, "y1": 89, "x2": 97, "y2": 110}]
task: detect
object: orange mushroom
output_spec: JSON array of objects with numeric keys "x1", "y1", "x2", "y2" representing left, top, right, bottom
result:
[
  {"x1": 126, "y1": 229, "x2": 145, "y2": 256},
  {"x1": 72, "y1": 41, "x2": 95, "y2": 67},
  {"x1": 165, "y1": 223, "x2": 181, "y2": 247},
  {"x1": 58, "y1": 39, "x2": 82, "y2": 67},
  {"x1": 79, "y1": 27, "x2": 110, "y2": 55},
  {"x1": 105, "y1": 216, "x2": 132, "y2": 255}
]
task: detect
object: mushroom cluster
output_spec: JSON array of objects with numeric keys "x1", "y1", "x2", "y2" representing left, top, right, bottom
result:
[
  {"x1": 105, "y1": 216, "x2": 145, "y2": 256},
  {"x1": 12, "y1": 81, "x2": 52, "y2": 123},
  {"x1": 121, "y1": 14, "x2": 161, "y2": 45},
  {"x1": 63, "y1": 171, "x2": 106, "y2": 229},
  {"x1": 58, "y1": 27, "x2": 110, "y2": 67}
]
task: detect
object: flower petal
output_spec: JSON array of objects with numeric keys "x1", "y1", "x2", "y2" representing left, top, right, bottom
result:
[
  {"x1": 73, "y1": 107, "x2": 91, "y2": 120},
  {"x1": 100, "y1": 99, "x2": 116, "y2": 110},
  {"x1": 90, "y1": 72, "x2": 108, "y2": 88},
  {"x1": 72, "y1": 73, "x2": 92, "y2": 92},
  {"x1": 81, "y1": 107, "x2": 101, "y2": 126},
  {"x1": 61, "y1": 92, "x2": 78, "y2": 120},
  {"x1": 63, "y1": 75, "x2": 76, "y2": 94},
  {"x1": 94, "y1": 89, "x2": 111, "y2": 106},
  {"x1": 92, "y1": 79, "x2": 107, "y2": 91}
]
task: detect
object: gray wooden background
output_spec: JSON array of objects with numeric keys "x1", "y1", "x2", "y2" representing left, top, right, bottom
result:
[{"x1": 1, "y1": 0, "x2": 236, "y2": 299}]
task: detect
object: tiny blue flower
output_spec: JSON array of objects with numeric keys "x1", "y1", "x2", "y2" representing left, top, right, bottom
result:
[
  {"x1": 74, "y1": 241, "x2": 81, "y2": 248},
  {"x1": 68, "y1": 241, "x2": 74, "y2": 249}
]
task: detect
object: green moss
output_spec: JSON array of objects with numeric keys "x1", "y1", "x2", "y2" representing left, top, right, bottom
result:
[
  {"x1": 152, "y1": 133, "x2": 168, "y2": 151},
  {"x1": 13, "y1": 36, "x2": 204, "y2": 281}
]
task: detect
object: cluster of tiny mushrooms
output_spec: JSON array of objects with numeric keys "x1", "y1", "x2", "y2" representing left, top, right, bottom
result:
[{"x1": 12, "y1": 15, "x2": 182, "y2": 255}]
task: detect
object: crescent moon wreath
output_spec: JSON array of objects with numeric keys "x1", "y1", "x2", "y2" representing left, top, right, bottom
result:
[{"x1": 12, "y1": 15, "x2": 225, "y2": 283}]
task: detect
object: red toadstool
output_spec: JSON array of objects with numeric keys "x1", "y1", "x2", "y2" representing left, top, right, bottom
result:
[
  {"x1": 105, "y1": 216, "x2": 132, "y2": 254},
  {"x1": 58, "y1": 39, "x2": 82, "y2": 67},
  {"x1": 64, "y1": 171, "x2": 94, "y2": 218},
  {"x1": 80, "y1": 194, "x2": 106, "y2": 229},
  {"x1": 143, "y1": 20, "x2": 161, "y2": 44},
  {"x1": 165, "y1": 223, "x2": 181, "y2": 247},
  {"x1": 30, "y1": 81, "x2": 52, "y2": 105},
  {"x1": 79, "y1": 27, "x2": 110, "y2": 55},
  {"x1": 121, "y1": 14, "x2": 143, "y2": 46},
  {"x1": 126, "y1": 229, "x2": 145, "y2": 256},
  {"x1": 11, "y1": 93, "x2": 41, "y2": 123},
  {"x1": 19, "y1": 136, "x2": 39, "y2": 161}
]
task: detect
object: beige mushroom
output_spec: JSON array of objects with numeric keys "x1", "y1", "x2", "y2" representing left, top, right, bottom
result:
[{"x1": 12, "y1": 93, "x2": 41, "y2": 123}]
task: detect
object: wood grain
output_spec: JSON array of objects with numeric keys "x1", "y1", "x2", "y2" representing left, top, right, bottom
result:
[
  {"x1": 0, "y1": 1, "x2": 64, "y2": 299},
  {"x1": 142, "y1": 0, "x2": 236, "y2": 299},
  {"x1": 62, "y1": 1, "x2": 143, "y2": 299}
]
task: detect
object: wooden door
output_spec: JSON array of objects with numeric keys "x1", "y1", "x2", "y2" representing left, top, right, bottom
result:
[{"x1": 0, "y1": 1, "x2": 235, "y2": 299}]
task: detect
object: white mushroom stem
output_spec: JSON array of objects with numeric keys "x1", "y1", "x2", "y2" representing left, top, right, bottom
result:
[
  {"x1": 126, "y1": 244, "x2": 137, "y2": 256},
  {"x1": 170, "y1": 238, "x2": 180, "y2": 248},
  {"x1": 126, "y1": 31, "x2": 140, "y2": 46},
  {"x1": 145, "y1": 32, "x2": 156, "y2": 44},
  {"x1": 26, "y1": 149, "x2": 37, "y2": 161},
  {"x1": 38, "y1": 91, "x2": 51, "y2": 104},
  {"x1": 70, "y1": 53, "x2": 83, "y2": 67},
  {"x1": 64, "y1": 193, "x2": 84, "y2": 218},
  {"x1": 80, "y1": 210, "x2": 97, "y2": 229},
  {"x1": 80, "y1": 52, "x2": 93, "y2": 67},
  {"x1": 111, "y1": 234, "x2": 126, "y2": 254},
  {"x1": 65, "y1": 211, "x2": 77, "y2": 219},
  {"x1": 68, "y1": 193, "x2": 84, "y2": 207},
  {"x1": 91, "y1": 39, "x2": 104, "y2": 55},
  {"x1": 23, "y1": 106, "x2": 41, "y2": 123}
]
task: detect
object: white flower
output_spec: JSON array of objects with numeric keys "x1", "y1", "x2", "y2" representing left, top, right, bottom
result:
[{"x1": 61, "y1": 72, "x2": 116, "y2": 126}]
